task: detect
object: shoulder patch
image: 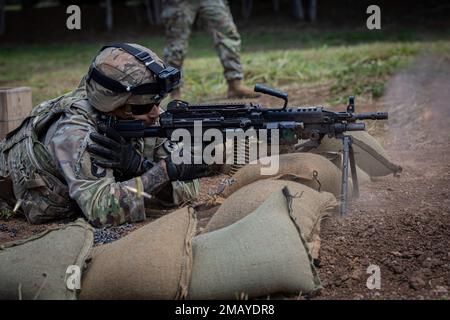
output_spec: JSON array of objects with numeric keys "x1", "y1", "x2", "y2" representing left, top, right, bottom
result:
[
  {"x1": 163, "y1": 140, "x2": 180, "y2": 154},
  {"x1": 90, "y1": 157, "x2": 107, "y2": 178}
]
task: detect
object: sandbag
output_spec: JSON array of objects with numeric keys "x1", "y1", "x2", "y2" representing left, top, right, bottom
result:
[
  {"x1": 220, "y1": 153, "x2": 343, "y2": 198},
  {"x1": 204, "y1": 180, "x2": 337, "y2": 243},
  {"x1": 206, "y1": 179, "x2": 337, "y2": 260},
  {"x1": 80, "y1": 206, "x2": 196, "y2": 300},
  {"x1": 188, "y1": 187, "x2": 322, "y2": 299},
  {"x1": 0, "y1": 219, "x2": 94, "y2": 300},
  {"x1": 312, "y1": 131, "x2": 402, "y2": 177}
]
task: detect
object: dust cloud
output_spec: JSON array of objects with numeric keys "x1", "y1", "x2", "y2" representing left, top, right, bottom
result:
[{"x1": 382, "y1": 54, "x2": 450, "y2": 152}]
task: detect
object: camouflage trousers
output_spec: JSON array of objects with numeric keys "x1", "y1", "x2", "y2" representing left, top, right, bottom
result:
[{"x1": 162, "y1": 0, "x2": 243, "y2": 81}]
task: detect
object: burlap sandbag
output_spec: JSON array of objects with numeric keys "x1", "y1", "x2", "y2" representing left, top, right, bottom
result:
[
  {"x1": 204, "y1": 180, "x2": 337, "y2": 240},
  {"x1": 0, "y1": 219, "x2": 94, "y2": 300},
  {"x1": 80, "y1": 207, "x2": 196, "y2": 300},
  {"x1": 206, "y1": 180, "x2": 337, "y2": 260},
  {"x1": 220, "y1": 153, "x2": 342, "y2": 198},
  {"x1": 312, "y1": 131, "x2": 402, "y2": 177},
  {"x1": 188, "y1": 187, "x2": 322, "y2": 299}
]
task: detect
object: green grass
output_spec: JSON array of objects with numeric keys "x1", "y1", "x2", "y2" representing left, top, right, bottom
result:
[
  {"x1": 0, "y1": 208, "x2": 15, "y2": 220},
  {"x1": 0, "y1": 27, "x2": 449, "y2": 106}
]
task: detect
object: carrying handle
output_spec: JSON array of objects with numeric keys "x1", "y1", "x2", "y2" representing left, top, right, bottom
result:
[{"x1": 254, "y1": 84, "x2": 288, "y2": 110}]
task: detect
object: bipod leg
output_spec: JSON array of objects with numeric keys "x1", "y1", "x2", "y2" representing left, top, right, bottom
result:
[
  {"x1": 349, "y1": 139, "x2": 359, "y2": 198},
  {"x1": 340, "y1": 135, "x2": 351, "y2": 216}
]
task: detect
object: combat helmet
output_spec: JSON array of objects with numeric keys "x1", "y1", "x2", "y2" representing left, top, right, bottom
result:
[{"x1": 86, "y1": 43, "x2": 181, "y2": 112}]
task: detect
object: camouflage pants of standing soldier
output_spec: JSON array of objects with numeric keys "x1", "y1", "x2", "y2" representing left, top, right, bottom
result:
[{"x1": 162, "y1": 0, "x2": 243, "y2": 80}]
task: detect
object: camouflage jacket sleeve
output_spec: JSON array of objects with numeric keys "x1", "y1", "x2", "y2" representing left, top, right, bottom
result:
[
  {"x1": 49, "y1": 116, "x2": 170, "y2": 227},
  {"x1": 143, "y1": 137, "x2": 200, "y2": 206}
]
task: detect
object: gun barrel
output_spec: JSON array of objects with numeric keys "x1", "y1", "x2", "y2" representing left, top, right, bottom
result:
[{"x1": 356, "y1": 112, "x2": 388, "y2": 120}]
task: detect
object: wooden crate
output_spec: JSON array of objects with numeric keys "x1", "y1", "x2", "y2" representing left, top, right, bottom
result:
[{"x1": 0, "y1": 87, "x2": 33, "y2": 140}]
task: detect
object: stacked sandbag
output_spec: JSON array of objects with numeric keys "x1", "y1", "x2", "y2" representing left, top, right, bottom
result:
[
  {"x1": 188, "y1": 187, "x2": 322, "y2": 299},
  {"x1": 219, "y1": 153, "x2": 343, "y2": 198},
  {"x1": 311, "y1": 131, "x2": 402, "y2": 177},
  {"x1": 80, "y1": 207, "x2": 196, "y2": 300},
  {"x1": 204, "y1": 180, "x2": 337, "y2": 259},
  {"x1": 0, "y1": 219, "x2": 93, "y2": 300}
]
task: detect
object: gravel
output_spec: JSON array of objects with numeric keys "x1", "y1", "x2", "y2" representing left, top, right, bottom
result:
[{"x1": 93, "y1": 223, "x2": 135, "y2": 245}]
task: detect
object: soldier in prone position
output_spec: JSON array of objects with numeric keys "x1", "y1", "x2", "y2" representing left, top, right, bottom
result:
[{"x1": 0, "y1": 43, "x2": 210, "y2": 228}]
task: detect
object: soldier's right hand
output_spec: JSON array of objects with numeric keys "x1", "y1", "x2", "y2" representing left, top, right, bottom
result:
[{"x1": 87, "y1": 123, "x2": 143, "y2": 181}]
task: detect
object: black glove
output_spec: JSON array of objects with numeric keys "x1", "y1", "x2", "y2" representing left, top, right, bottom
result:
[
  {"x1": 87, "y1": 123, "x2": 143, "y2": 181},
  {"x1": 164, "y1": 156, "x2": 216, "y2": 181}
]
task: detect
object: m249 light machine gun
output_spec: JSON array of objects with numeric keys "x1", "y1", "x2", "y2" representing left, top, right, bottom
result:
[{"x1": 99, "y1": 84, "x2": 388, "y2": 215}]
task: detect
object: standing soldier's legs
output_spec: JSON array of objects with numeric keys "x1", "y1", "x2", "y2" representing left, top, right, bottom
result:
[
  {"x1": 199, "y1": 0, "x2": 259, "y2": 98},
  {"x1": 199, "y1": 0, "x2": 242, "y2": 80},
  {"x1": 162, "y1": 0, "x2": 198, "y2": 98}
]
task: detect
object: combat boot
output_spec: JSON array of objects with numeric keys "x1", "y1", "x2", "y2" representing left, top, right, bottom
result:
[
  {"x1": 170, "y1": 87, "x2": 181, "y2": 100},
  {"x1": 227, "y1": 79, "x2": 260, "y2": 99}
]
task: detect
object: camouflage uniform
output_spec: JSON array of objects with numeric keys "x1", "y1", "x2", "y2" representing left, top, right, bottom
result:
[
  {"x1": 162, "y1": 0, "x2": 243, "y2": 80},
  {"x1": 0, "y1": 45, "x2": 199, "y2": 228},
  {"x1": 143, "y1": 137, "x2": 199, "y2": 207}
]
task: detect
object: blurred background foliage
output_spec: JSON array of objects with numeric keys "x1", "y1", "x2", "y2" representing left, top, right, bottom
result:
[{"x1": 0, "y1": 0, "x2": 449, "y2": 106}]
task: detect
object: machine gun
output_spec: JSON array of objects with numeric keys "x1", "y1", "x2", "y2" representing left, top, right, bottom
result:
[{"x1": 99, "y1": 84, "x2": 388, "y2": 215}]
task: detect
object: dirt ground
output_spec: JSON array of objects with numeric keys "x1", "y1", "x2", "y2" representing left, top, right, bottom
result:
[
  {"x1": 0, "y1": 54, "x2": 449, "y2": 300},
  {"x1": 316, "y1": 54, "x2": 450, "y2": 300}
]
